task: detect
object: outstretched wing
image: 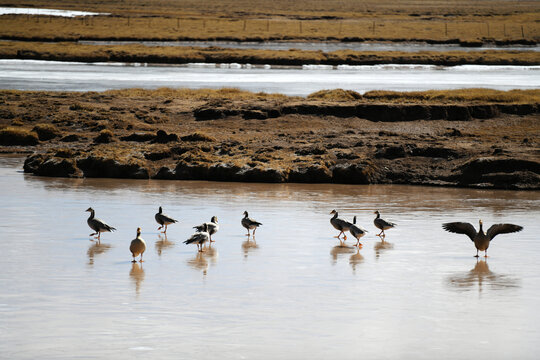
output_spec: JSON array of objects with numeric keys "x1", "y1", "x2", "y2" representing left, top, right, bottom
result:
[
  {"x1": 442, "y1": 222, "x2": 477, "y2": 241},
  {"x1": 487, "y1": 224, "x2": 523, "y2": 240}
]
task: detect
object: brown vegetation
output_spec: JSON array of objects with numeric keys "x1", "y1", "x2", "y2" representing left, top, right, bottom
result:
[
  {"x1": 0, "y1": 88, "x2": 538, "y2": 189},
  {"x1": 0, "y1": 127, "x2": 39, "y2": 145},
  {"x1": 4, "y1": 41, "x2": 540, "y2": 66},
  {"x1": 0, "y1": 0, "x2": 538, "y2": 44}
]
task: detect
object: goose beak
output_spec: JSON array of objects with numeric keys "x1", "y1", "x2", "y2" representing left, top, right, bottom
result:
[{"x1": 85, "y1": 207, "x2": 92, "y2": 212}]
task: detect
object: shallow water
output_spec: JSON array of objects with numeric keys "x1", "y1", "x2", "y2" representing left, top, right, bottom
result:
[
  {"x1": 0, "y1": 59, "x2": 538, "y2": 95},
  {"x1": 78, "y1": 40, "x2": 540, "y2": 52},
  {"x1": 0, "y1": 7, "x2": 108, "y2": 17},
  {"x1": 1, "y1": 156, "x2": 539, "y2": 359}
]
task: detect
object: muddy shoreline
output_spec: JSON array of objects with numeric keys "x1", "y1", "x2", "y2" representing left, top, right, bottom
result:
[{"x1": 1, "y1": 89, "x2": 539, "y2": 190}]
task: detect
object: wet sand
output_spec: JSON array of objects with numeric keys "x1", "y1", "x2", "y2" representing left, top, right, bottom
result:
[{"x1": 1, "y1": 156, "x2": 539, "y2": 359}]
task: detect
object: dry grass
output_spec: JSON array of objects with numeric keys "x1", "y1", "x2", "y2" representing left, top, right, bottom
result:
[
  {"x1": 2, "y1": 41, "x2": 539, "y2": 66},
  {"x1": 362, "y1": 89, "x2": 540, "y2": 104},
  {"x1": 32, "y1": 123, "x2": 61, "y2": 140},
  {"x1": 0, "y1": 127, "x2": 39, "y2": 145},
  {"x1": 104, "y1": 87, "x2": 291, "y2": 101},
  {"x1": 0, "y1": 0, "x2": 538, "y2": 43},
  {"x1": 308, "y1": 89, "x2": 363, "y2": 101}
]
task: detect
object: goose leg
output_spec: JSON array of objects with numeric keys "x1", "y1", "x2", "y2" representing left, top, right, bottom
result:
[
  {"x1": 475, "y1": 249, "x2": 479, "y2": 258},
  {"x1": 140, "y1": 253, "x2": 144, "y2": 262},
  {"x1": 253, "y1": 228, "x2": 257, "y2": 235},
  {"x1": 157, "y1": 225, "x2": 163, "y2": 230},
  {"x1": 484, "y1": 250, "x2": 488, "y2": 258}
]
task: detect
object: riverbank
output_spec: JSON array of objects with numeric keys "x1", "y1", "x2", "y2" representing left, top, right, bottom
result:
[
  {"x1": 1, "y1": 88, "x2": 538, "y2": 189},
  {"x1": 2, "y1": 41, "x2": 540, "y2": 66}
]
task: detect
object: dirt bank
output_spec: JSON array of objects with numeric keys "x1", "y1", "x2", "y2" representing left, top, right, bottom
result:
[{"x1": 1, "y1": 88, "x2": 539, "y2": 189}]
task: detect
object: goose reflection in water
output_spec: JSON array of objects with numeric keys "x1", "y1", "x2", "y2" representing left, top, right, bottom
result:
[
  {"x1": 330, "y1": 244, "x2": 355, "y2": 265},
  {"x1": 374, "y1": 237, "x2": 394, "y2": 260},
  {"x1": 447, "y1": 259, "x2": 520, "y2": 293},
  {"x1": 201, "y1": 243, "x2": 218, "y2": 265},
  {"x1": 129, "y1": 262, "x2": 145, "y2": 296},
  {"x1": 242, "y1": 238, "x2": 259, "y2": 259},
  {"x1": 155, "y1": 233, "x2": 175, "y2": 257},
  {"x1": 187, "y1": 252, "x2": 209, "y2": 275},
  {"x1": 349, "y1": 248, "x2": 364, "y2": 273},
  {"x1": 87, "y1": 242, "x2": 112, "y2": 266}
]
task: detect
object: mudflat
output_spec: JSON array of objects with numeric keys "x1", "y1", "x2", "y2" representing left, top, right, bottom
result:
[{"x1": 1, "y1": 88, "x2": 538, "y2": 189}]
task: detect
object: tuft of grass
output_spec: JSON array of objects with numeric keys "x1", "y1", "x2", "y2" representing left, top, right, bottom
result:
[
  {"x1": 94, "y1": 129, "x2": 115, "y2": 144},
  {"x1": 308, "y1": 89, "x2": 363, "y2": 101},
  {"x1": 32, "y1": 123, "x2": 61, "y2": 141},
  {"x1": 0, "y1": 127, "x2": 39, "y2": 145}
]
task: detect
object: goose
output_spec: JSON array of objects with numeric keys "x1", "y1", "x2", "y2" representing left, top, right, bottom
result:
[
  {"x1": 155, "y1": 206, "x2": 178, "y2": 234},
  {"x1": 373, "y1": 210, "x2": 396, "y2": 237},
  {"x1": 184, "y1": 223, "x2": 210, "y2": 252},
  {"x1": 442, "y1": 220, "x2": 523, "y2": 257},
  {"x1": 330, "y1": 209, "x2": 351, "y2": 241},
  {"x1": 349, "y1": 216, "x2": 368, "y2": 247},
  {"x1": 86, "y1": 207, "x2": 116, "y2": 240},
  {"x1": 242, "y1": 211, "x2": 262, "y2": 236},
  {"x1": 130, "y1": 227, "x2": 146, "y2": 263},
  {"x1": 194, "y1": 216, "x2": 219, "y2": 242}
]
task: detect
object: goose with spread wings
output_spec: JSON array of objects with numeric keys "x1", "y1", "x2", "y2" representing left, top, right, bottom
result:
[{"x1": 442, "y1": 220, "x2": 523, "y2": 257}]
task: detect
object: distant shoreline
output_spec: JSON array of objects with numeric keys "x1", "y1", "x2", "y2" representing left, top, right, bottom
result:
[{"x1": 2, "y1": 41, "x2": 539, "y2": 66}]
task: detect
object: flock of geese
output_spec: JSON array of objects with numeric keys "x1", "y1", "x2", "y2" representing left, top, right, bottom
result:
[
  {"x1": 86, "y1": 207, "x2": 524, "y2": 263},
  {"x1": 86, "y1": 207, "x2": 261, "y2": 262}
]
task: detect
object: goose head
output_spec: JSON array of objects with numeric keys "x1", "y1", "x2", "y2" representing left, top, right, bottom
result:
[
  {"x1": 136, "y1": 227, "x2": 141, "y2": 236},
  {"x1": 211, "y1": 216, "x2": 218, "y2": 223}
]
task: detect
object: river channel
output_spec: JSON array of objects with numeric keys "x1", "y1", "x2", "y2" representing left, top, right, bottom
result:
[
  {"x1": 1, "y1": 59, "x2": 538, "y2": 95},
  {"x1": 0, "y1": 156, "x2": 539, "y2": 359}
]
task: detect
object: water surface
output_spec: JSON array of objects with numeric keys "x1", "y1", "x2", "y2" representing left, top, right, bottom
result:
[
  {"x1": 1, "y1": 156, "x2": 539, "y2": 359},
  {"x1": 78, "y1": 40, "x2": 540, "y2": 52},
  {"x1": 0, "y1": 59, "x2": 538, "y2": 95},
  {"x1": 0, "y1": 7, "x2": 108, "y2": 17}
]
